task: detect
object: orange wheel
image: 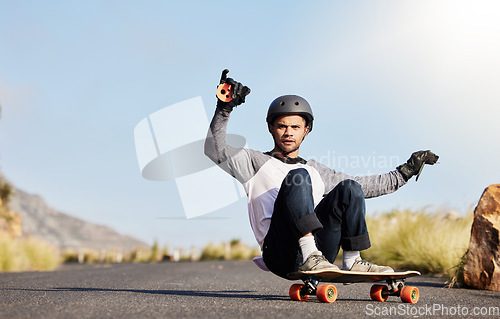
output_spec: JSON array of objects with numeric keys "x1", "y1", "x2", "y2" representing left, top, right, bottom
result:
[
  {"x1": 289, "y1": 284, "x2": 309, "y2": 301},
  {"x1": 400, "y1": 286, "x2": 419, "y2": 303},
  {"x1": 316, "y1": 284, "x2": 337, "y2": 303},
  {"x1": 216, "y1": 83, "x2": 232, "y2": 102},
  {"x1": 370, "y1": 284, "x2": 389, "y2": 302}
]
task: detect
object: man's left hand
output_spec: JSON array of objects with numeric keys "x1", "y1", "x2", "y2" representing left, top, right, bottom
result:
[{"x1": 397, "y1": 150, "x2": 439, "y2": 181}]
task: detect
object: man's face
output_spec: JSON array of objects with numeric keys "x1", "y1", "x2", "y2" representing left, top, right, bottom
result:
[{"x1": 268, "y1": 115, "x2": 309, "y2": 157}]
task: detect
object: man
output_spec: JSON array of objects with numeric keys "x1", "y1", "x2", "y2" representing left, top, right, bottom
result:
[{"x1": 205, "y1": 70, "x2": 438, "y2": 279}]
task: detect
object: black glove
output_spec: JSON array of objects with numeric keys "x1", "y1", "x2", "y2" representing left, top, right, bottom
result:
[
  {"x1": 397, "y1": 150, "x2": 439, "y2": 181},
  {"x1": 216, "y1": 69, "x2": 251, "y2": 113}
]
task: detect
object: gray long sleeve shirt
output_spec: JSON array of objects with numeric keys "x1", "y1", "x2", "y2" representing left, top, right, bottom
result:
[{"x1": 205, "y1": 110, "x2": 407, "y2": 249}]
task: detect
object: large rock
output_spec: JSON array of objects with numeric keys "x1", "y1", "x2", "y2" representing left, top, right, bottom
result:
[{"x1": 463, "y1": 184, "x2": 500, "y2": 291}]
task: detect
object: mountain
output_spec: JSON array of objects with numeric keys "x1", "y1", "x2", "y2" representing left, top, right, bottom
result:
[{"x1": 8, "y1": 186, "x2": 148, "y2": 251}]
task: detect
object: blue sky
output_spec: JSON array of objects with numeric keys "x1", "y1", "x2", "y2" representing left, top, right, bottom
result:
[{"x1": 1, "y1": 1, "x2": 499, "y2": 250}]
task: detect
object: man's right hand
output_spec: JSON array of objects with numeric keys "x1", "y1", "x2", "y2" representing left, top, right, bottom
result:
[{"x1": 216, "y1": 69, "x2": 251, "y2": 113}]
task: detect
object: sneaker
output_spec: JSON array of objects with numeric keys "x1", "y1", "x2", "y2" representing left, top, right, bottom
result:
[
  {"x1": 298, "y1": 251, "x2": 340, "y2": 272},
  {"x1": 349, "y1": 257, "x2": 394, "y2": 273}
]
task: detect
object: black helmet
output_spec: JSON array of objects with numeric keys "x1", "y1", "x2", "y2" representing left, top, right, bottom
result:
[{"x1": 266, "y1": 95, "x2": 314, "y2": 131}]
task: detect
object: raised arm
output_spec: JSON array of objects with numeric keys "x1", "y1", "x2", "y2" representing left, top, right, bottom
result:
[
  {"x1": 204, "y1": 109, "x2": 238, "y2": 165},
  {"x1": 204, "y1": 69, "x2": 252, "y2": 181}
]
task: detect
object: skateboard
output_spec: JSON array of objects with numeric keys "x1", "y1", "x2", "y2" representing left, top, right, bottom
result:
[{"x1": 286, "y1": 268, "x2": 421, "y2": 303}]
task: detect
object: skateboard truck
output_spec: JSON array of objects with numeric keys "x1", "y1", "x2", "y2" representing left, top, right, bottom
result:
[
  {"x1": 302, "y1": 278, "x2": 320, "y2": 296},
  {"x1": 388, "y1": 278, "x2": 405, "y2": 292}
]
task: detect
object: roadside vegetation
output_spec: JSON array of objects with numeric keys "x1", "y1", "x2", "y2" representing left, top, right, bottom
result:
[
  {"x1": 0, "y1": 177, "x2": 62, "y2": 272},
  {"x1": 61, "y1": 239, "x2": 261, "y2": 264},
  {"x1": 1, "y1": 169, "x2": 474, "y2": 280},
  {"x1": 363, "y1": 209, "x2": 473, "y2": 282},
  {"x1": 199, "y1": 239, "x2": 260, "y2": 261},
  {"x1": 0, "y1": 233, "x2": 61, "y2": 272}
]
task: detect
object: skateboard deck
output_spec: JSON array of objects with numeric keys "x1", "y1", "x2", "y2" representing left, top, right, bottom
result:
[
  {"x1": 288, "y1": 269, "x2": 421, "y2": 283},
  {"x1": 286, "y1": 269, "x2": 421, "y2": 304}
]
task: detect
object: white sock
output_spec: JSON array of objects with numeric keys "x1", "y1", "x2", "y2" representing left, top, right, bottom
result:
[
  {"x1": 342, "y1": 250, "x2": 360, "y2": 270},
  {"x1": 299, "y1": 235, "x2": 318, "y2": 263}
]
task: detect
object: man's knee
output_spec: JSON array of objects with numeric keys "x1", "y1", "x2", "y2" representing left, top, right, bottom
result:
[
  {"x1": 339, "y1": 179, "x2": 364, "y2": 199},
  {"x1": 284, "y1": 168, "x2": 311, "y2": 188}
]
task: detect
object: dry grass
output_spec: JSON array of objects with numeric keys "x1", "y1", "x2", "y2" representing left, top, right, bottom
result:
[
  {"x1": 0, "y1": 233, "x2": 61, "y2": 272},
  {"x1": 0, "y1": 177, "x2": 62, "y2": 272},
  {"x1": 362, "y1": 209, "x2": 473, "y2": 279},
  {"x1": 200, "y1": 239, "x2": 260, "y2": 261},
  {"x1": 3, "y1": 206, "x2": 473, "y2": 278}
]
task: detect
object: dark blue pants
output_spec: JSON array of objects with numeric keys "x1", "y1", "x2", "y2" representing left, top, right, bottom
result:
[{"x1": 262, "y1": 168, "x2": 371, "y2": 278}]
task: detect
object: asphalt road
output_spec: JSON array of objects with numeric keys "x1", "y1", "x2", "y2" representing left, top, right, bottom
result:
[{"x1": 1, "y1": 260, "x2": 499, "y2": 318}]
